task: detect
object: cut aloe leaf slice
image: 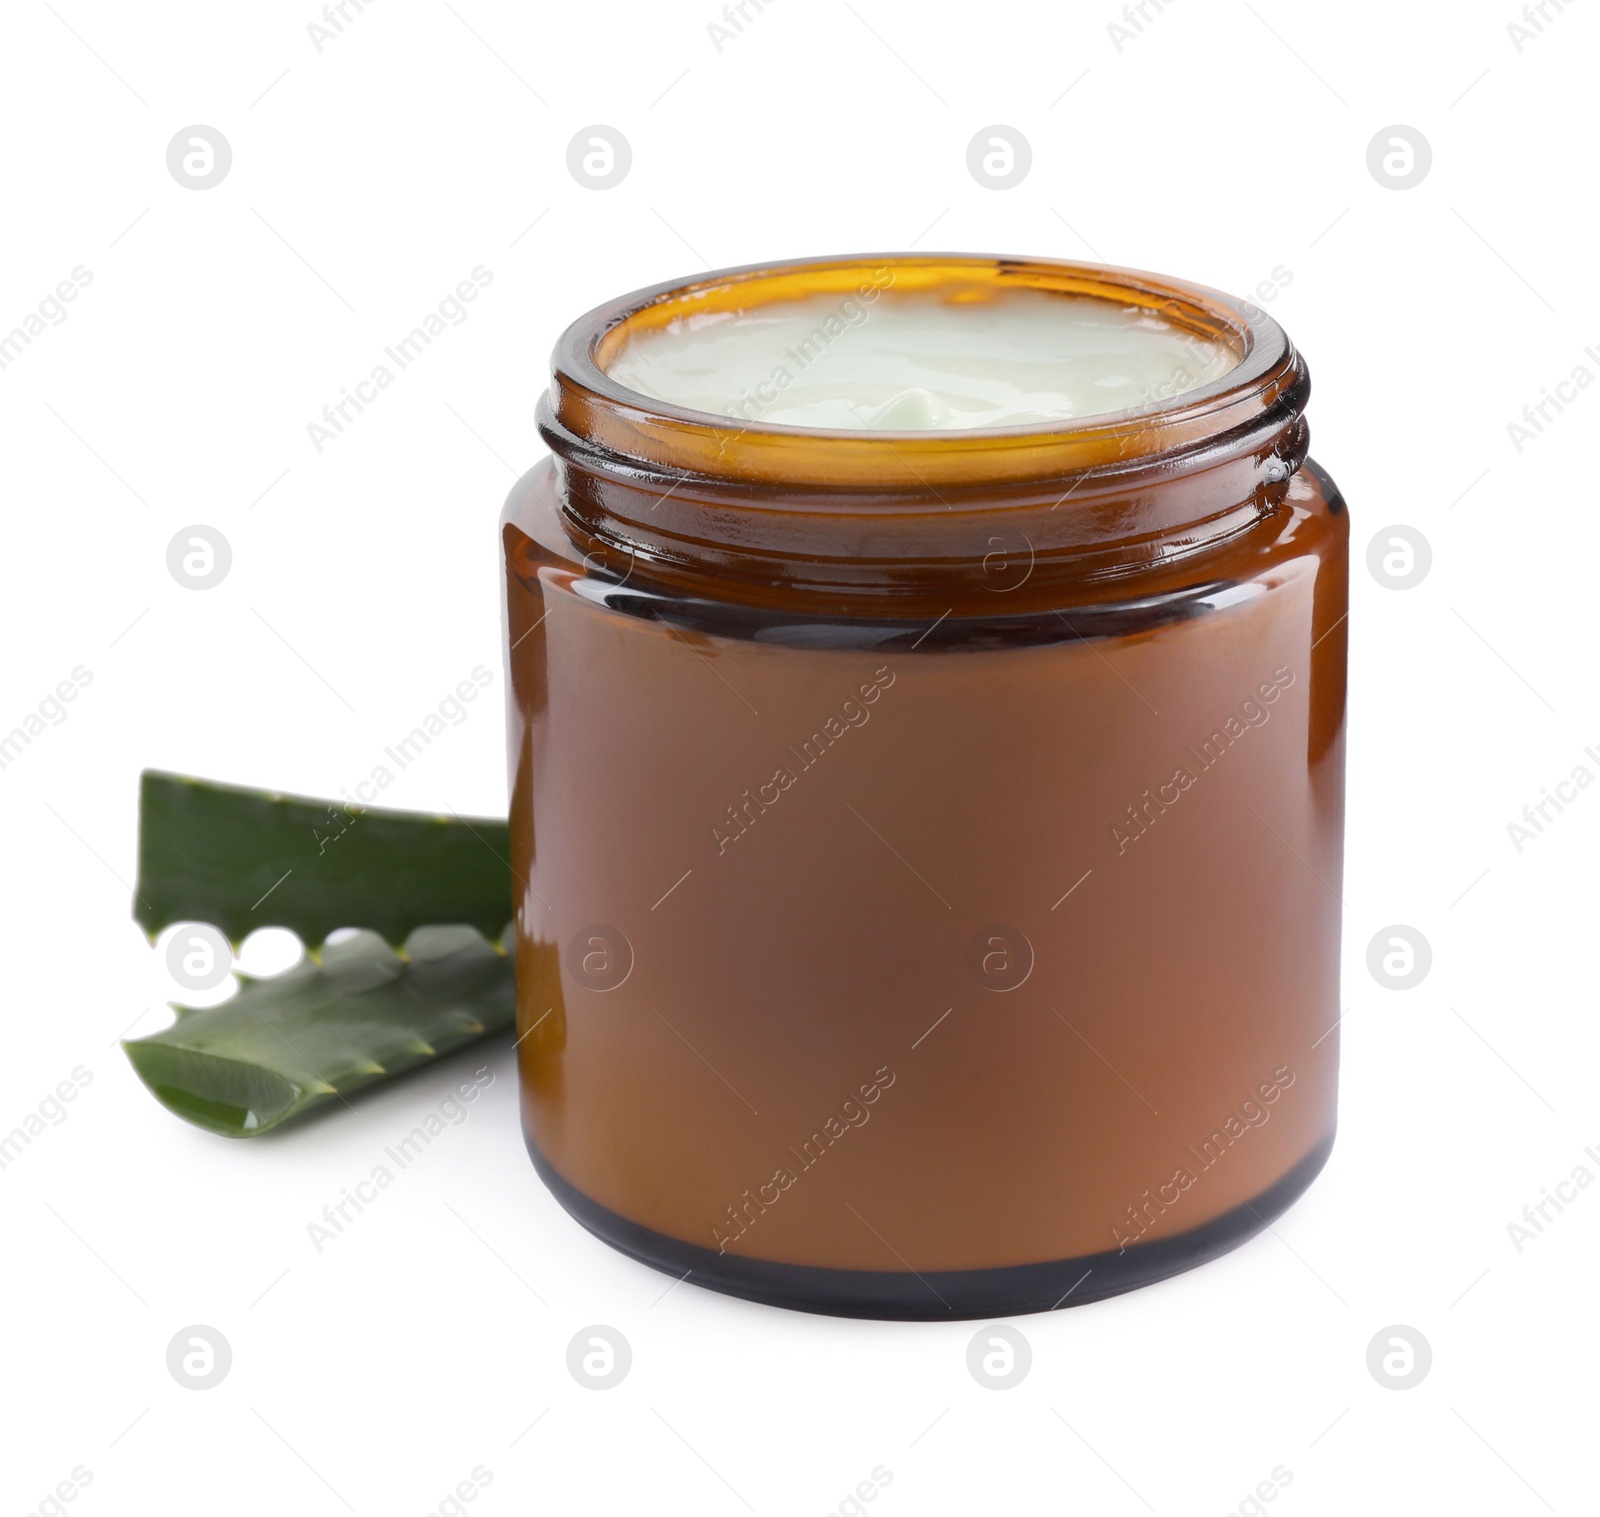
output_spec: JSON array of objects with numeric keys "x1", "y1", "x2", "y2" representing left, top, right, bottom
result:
[
  {"x1": 135, "y1": 769, "x2": 512, "y2": 948},
  {"x1": 126, "y1": 769, "x2": 519, "y2": 1136},
  {"x1": 124, "y1": 926, "x2": 515, "y2": 1137}
]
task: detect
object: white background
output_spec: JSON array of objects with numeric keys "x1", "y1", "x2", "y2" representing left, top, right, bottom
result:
[{"x1": 2, "y1": 1, "x2": 1596, "y2": 1512}]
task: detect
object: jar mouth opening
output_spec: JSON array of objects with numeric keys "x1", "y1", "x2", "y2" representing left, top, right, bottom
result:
[{"x1": 545, "y1": 253, "x2": 1305, "y2": 492}]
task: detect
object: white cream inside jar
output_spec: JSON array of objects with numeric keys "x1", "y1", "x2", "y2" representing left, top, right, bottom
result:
[{"x1": 604, "y1": 283, "x2": 1240, "y2": 431}]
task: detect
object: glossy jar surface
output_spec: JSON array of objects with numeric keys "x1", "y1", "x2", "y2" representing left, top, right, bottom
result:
[{"x1": 502, "y1": 255, "x2": 1348, "y2": 1318}]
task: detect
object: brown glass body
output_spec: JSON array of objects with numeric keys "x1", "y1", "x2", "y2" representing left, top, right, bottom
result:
[{"x1": 502, "y1": 255, "x2": 1348, "y2": 1318}]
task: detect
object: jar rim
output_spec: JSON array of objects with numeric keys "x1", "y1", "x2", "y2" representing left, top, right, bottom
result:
[{"x1": 543, "y1": 252, "x2": 1307, "y2": 492}]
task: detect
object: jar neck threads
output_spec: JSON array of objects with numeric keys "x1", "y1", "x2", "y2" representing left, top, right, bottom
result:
[{"x1": 539, "y1": 255, "x2": 1311, "y2": 613}]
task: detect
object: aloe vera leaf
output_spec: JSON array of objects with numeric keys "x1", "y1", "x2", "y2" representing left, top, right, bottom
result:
[
  {"x1": 135, "y1": 769, "x2": 513, "y2": 948},
  {"x1": 123, "y1": 926, "x2": 515, "y2": 1137}
]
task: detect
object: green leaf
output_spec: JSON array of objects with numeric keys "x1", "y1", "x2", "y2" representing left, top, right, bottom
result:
[
  {"x1": 135, "y1": 769, "x2": 513, "y2": 948},
  {"x1": 124, "y1": 926, "x2": 515, "y2": 1137},
  {"x1": 126, "y1": 770, "x2": 521, "y2": 1137}
]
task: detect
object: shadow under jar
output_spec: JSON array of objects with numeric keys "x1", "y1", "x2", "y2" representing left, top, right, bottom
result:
[{"x1": 501, "y1": 253, "x2": 1347, "y2": 1320}]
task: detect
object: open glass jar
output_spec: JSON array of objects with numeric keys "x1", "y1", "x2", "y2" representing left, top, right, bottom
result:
[{"x1": 501, "y1": 254, "x2": 1347, "y2": 1319}]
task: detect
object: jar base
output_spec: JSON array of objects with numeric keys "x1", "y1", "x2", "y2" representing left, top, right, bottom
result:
[{"x1": 525, "y1": 1129, "x2": 1336, "y2": 1321}]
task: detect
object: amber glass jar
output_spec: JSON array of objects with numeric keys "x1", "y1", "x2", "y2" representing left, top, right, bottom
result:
[{"x1": 501, "y1": 254, "x2": 1347, "y2": 1319}]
